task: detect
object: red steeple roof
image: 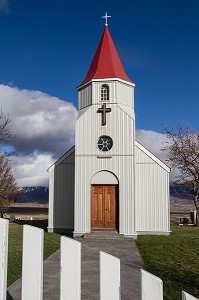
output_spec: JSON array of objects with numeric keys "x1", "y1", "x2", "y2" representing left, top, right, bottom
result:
[{"x1": 80, "y1": 27, "x2": 132, "y2": 86}]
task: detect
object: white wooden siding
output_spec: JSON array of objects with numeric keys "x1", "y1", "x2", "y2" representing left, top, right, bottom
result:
[
  {"x1": 78, "y1": 83, "x2": 92, "y2": 110},
  {"x1": 90, "y1": 80, "x2": 134, "y2": 107},
  {"x1": 92, "y1": 81, "x2": 116, "y2": 104},
  {"x1": 117, "y1": 81, "x2": 134, "y2": 108},
  {"x1": 135, "y1": 144, "x2": 170, "y2": 232},
  {"x1": 75, "y1": 104, "x2": 135, "y2": 156},
  {"x1": 74, "y1": 155, "x2": 135, "y2": 236},
  {"x1": 49, "y1": 71, "x2": 170, "y2": 237},
  {"x1": 48, "y1": 148, "x2": 75, "y2": 232},
  {"x1": 48, "y1": 170, "x2": 54, "y2": 231},
  {"x1": 75, "y1": 79, "x2": 137, "y2": 236}
]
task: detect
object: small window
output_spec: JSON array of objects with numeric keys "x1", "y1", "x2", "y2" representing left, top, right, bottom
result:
[
  {"x1": 98, "y1": 135, "x2": 113, "y2": 151},
  {"x1": 101, "y1": 84, "x2": 109, "y2": 101}
]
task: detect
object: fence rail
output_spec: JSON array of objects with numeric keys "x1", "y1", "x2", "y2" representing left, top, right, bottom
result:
[{"x1": 0, "y1": 219, "x2": 198, "y2": 300}]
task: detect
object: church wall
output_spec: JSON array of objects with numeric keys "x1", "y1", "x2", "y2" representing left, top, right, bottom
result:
[
  {"x1": 90, "y1": 80, "x2": 134, "y2": 107},
  {"x1": 48, "y1": 170, "x2": 54, "y2": 232},
  {"x1": 75, "y1": 104, "x2": 135, "y2": 156},
  {"x1": 78, "y1": 83, "x2": 92, "y2": 110},
  {"x1": 49, "y1": 24, "x2": 170, "y2": 238},
  {"x1": 92, "y1": 81, "x2": 116, "y2": 104},
  {"x1": 135, "y1": 146, "x2": 170, "y2": 233},
  {"x1": 75, "y1": 91, "x2": 136, "y2": 236},
  {"x1": 74, "y1": 155, "x2": 135, "y2": 235},
  {"x1": 48, "y1": 151, "x2": 75, "y2": 232},
  {"x1": 116, "y1": 81, "x2": 134, "y2": 108}
]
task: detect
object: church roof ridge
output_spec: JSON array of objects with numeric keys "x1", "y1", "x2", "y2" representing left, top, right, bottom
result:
[
  {"x1": 79, "y1": 27, "x2": 132, "y2": 86},
  {"x1": 135, "y1": 140, "x2": 171, "y2": 172}
]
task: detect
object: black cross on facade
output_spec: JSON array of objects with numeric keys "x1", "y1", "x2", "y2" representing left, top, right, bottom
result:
[{"x1": 97, "y1": 103, "x2": 111, "y2": 126}]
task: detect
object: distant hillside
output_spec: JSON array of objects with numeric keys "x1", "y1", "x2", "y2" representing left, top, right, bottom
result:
[
  {"x1": 170, "y1": 185, "x2": 192, "y2": 200},
  {"x1": 15, "y1": 185, "x2": 192, "y2": 206},
  {"x1": 170, "y1": 185, "x2": 195, "y2": 212},
  {"x1": 17, "y1": 187, "x2": 49, "y2": 203}
]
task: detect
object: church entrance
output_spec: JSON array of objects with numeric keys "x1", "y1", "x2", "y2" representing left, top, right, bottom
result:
[{"x1": 91, "y1": 185, "x2": 119, "y2": 230}]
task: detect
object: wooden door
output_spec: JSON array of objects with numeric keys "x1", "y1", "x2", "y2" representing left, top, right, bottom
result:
[{"x1": 91, "y1": 185, "x2": 118, "y2": 230}]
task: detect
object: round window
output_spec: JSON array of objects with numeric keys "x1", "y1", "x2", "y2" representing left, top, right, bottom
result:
[{"x1": 97, "y1": 135, "x2": 113, "y2": 151}]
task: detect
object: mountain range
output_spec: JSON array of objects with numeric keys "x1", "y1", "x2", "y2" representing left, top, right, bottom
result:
[
  {"x1": 17, "y1": 187, "x2": 49, "y2": 203},
  {"x1": 15, "y1": 186, "x2": 193, "y2": 204}
]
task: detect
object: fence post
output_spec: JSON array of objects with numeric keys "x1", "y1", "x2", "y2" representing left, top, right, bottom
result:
[
  {"x1": 60, "y1": 236, "x2": 81, "y2": 300},
  {"x1": 182, "y1": 291, "x2": 199, "y2": 300},
  {"x1": 0, "y1": 219, "x2": 9, "y2": 300},
  {"x1": 141, "y1": 269, "x2": 163, "y2": 300},
  {"x1": 100, "y1": 251, "x2": 120, "y2": 300},
  {"x1": 21, "y1": 225, "x2": 44, "y2": 300}
]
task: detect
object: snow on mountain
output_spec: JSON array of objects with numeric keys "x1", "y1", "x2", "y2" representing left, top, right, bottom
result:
[{"x1": 17, "y1": 186, "x2": 49, "y2": 203}]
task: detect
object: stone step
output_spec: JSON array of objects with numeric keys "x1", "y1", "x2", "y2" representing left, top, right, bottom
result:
[{"x1": 84, "y1": 231, "x2": 124, "y2": 240}]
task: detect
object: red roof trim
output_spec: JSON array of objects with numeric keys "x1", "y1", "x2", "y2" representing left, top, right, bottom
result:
[{"x1": 79, "y1": 27, "x2": 132, "y2": 86}]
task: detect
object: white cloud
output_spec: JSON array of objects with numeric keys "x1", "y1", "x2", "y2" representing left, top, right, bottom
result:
[
  {"x1": 9, "y1": 153, "x2": 53, "y2": 187},
  {"x1": 0, "y1": 84, "x2": 77, "y2": 157},
  {"x1": 0, "y1": 0, "x2": 9, "y2": 13},
  {"x1": 136, "y1": 129, "x2": 178, "y2": 181},
  {"x1": 0, "y1": 84, "x2": 77, "y2": 187},
  {"x1": 136, "y1": 129, "x2": 168, "y2": 163},
  {"x1": 0, "y1": 85, "x2": 176, "y2": 187}
]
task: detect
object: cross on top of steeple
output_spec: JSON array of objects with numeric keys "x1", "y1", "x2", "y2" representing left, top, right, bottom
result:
[
  {"x1": 102, "y1": 12, "x2": 111, "y2": 26},
  {"x1": 79, "y1": 15, "x2": 132, "y2": 86}
]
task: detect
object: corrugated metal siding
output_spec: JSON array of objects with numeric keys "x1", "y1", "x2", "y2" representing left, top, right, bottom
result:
[
  {"x1": 75, "y1": 82, "x2": 136, "y2": 235},
  {"x1": 135, "y1": 145, "x2": 170, "y2": 231},
  {"x1": 48, "y1": 169, "x2": 54, "y2": 230},
  {"x1": 74, "y1": 155, "x2": 135, "y2": 235},
  {"x1": 78, "y1": 83, "x2": 92, "y2": 110},
  {"x1": 91, "y1": 80, "x2": 134, "y2": 107},
  {"x1": 92, "y1": 81, "x2": 116, "y2": 103},
  {"x1": 75, "y1": 104, "x2": 135, "y2": 156},
  {"x1": 52, "y1": 151, "x2": 75, "y2": 230},
  {"x1": 117, "y1": 81, "x2": 134, "y2": 107},
  {"x1": 135, "y1": 144, "x2": 160, "y2": 164},
  {"x1": 118, "y1": 104, "x2": 135, "y2": 120}
]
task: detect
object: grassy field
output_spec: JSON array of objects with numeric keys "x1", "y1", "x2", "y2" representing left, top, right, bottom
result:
[
  {"x1": 7, "y1": 221, "x2": 199, "y2": 299},
  {"x1": 7, "y1": 220, "x2": 62, "y2": 286},
  {"x1": 136, "y1": 224, "x2": 199, "y2": 299}
]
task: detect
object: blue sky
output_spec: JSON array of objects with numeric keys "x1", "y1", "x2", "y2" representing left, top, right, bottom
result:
[
  {"x1": 1, "y1": 0, "x2": 199, "y2": 131},
  {"x1": 0, "y1": 0, "x2": 198, "y2": 186}
]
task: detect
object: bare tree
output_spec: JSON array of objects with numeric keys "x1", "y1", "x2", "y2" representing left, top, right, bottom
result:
[
  {"x1": 162, "y1": 123, "x2": 199, "y2": 226},
  {"x1": 0, "y1": 154, "x2": 18, "y2": 217},
  {"x1": 0, "y1": 108, "x2": 17, "y2": 217},
  {"x1": 0, "y1": 108, "x2": 12, "y2": 144}
]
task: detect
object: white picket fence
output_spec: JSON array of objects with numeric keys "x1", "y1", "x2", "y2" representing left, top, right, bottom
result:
[{"x1": 0, "y1": 218, "x2": 198, "y2": 300}]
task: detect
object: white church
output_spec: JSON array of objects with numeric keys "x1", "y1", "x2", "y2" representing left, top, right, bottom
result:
[{"x1": 48, "y1": 19, "x2": 170, "y2": 238}]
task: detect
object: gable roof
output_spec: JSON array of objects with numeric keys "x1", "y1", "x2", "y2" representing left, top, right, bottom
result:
[
  {"x1": 135, "y1": 141, "x2": 171, "y2": 172},
  {"x1": 79, "y1": 27, "x2": 132, "y2": 86},
  {"x1": 48, "y1": 146, "x2": 75, "y2": 172}
]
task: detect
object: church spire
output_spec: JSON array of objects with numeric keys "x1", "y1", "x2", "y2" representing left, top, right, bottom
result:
[{"x1": 79, "y1": 26, "x2": 132, "y2": 86}]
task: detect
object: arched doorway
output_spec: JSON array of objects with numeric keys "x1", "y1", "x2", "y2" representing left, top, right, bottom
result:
[{"x1": 90, "y1": 171, "x2": 119, "y2": 230}]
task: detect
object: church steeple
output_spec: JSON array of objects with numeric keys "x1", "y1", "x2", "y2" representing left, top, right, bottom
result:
[{"x1": 80, "y1": 27, "x2": 132, "y2": 86}]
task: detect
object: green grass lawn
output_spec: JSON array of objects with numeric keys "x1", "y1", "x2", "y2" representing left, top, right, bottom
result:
[
  {"x1": 8, "y1": 221, "x2": 199, "y2": 299},
  {"x1": 136, "y1": 224, "x2": 199, "y2": 300},
  {"x1": 7, "y1": 220, "x2": 62, "y2": 286}
]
